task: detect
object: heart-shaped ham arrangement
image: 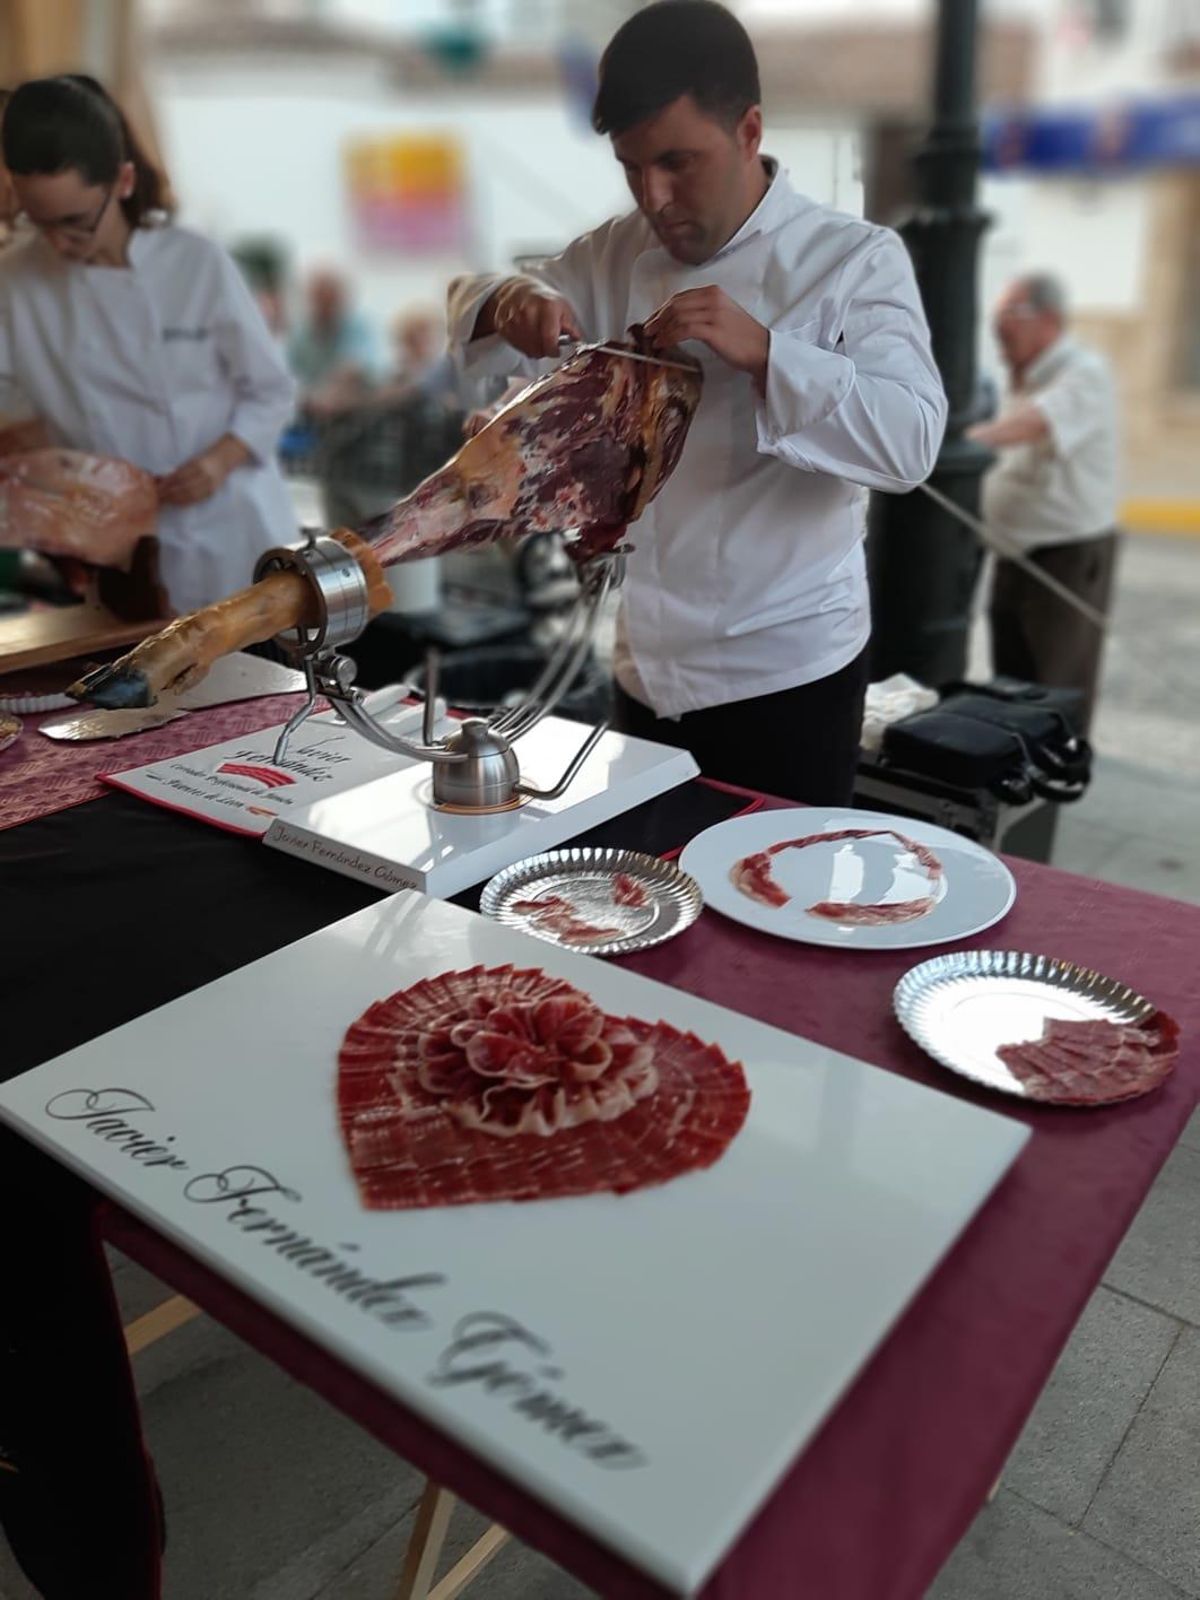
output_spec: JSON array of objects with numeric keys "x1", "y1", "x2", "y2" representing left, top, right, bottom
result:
[{"x1": 337, "y1": 965, "x2": 750, "y2": 1209}]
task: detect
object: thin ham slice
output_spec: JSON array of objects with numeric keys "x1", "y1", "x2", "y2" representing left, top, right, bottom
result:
[
  {"x1": 612, "y1": 872, "x2": 649, "y2": 909},
  {"x1": 731, "y1": 828, "x2": 943, "y2": 923},
  {"x1": 337, "y1": 964, "x2": 750, "y2": 1208},
  {"x1": 510, "y1": 873, "x2": 654, "y2": 946},
  {"x1": 510, "y1": 894, "x2": 623, "y2": 945},
  {"x1": 997, "y1": 1011, "x2": 1180, "y2": 1105}
]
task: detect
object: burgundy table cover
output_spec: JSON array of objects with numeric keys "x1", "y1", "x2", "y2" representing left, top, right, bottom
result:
[
  {"x1": 102, "y1": 801, "x2": 1200, "y2": 1599},
  {"x1": 0, "y1": 693, "x2": 313, "y2": 831}
]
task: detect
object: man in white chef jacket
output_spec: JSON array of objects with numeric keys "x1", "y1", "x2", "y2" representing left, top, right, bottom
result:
[{"x1": 448, "y1": 0, "x2": 946, "y2": 804}]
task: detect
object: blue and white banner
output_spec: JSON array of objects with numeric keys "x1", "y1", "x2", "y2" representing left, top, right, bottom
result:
[{"x1": 984, "y1": 94, "x2": 1200, "y2": 174}]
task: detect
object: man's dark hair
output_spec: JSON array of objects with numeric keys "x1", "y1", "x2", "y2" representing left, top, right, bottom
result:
[{"x1": 592, "y1": 0, "x2": 761, "y2": 137}]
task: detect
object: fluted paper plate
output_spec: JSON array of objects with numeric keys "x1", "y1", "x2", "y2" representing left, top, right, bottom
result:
[
  {"x1": 481, "y1": 847, "x2": 703, "y2": 957},
  {"x1": 894, "y1": 949, "x2": 1165, "y2": 1104},
  {"x1": 0, "y1": 692, "x2": 72, "y2": 714}
]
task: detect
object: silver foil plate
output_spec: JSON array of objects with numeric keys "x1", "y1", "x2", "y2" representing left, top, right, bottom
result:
[
  {"x1": 894, "y1": 948, "x2": 1158, "y2": 1102},
  {"x1": 481, "y1": 847, "x2": 703, "y2": 957}
]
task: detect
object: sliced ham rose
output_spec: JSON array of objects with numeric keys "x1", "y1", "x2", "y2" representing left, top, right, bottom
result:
[{"x1": 337, "y1": 965, "x2": 750, "y2": 1208}]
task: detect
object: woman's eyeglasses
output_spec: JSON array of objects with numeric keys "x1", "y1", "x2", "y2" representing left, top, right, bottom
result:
[{"x1": 14, "y1": 184, "x2": 115, "y2": 241}]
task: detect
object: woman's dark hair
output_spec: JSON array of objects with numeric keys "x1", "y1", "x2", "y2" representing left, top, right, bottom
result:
[
  {"x1": 592, "y1": 0, "x2": 761, "y2": 138},
  {"x1": 1, "y1": 74, "x2": 170, "y2": 226}
]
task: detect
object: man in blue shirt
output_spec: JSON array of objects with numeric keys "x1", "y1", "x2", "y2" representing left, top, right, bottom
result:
[{"x1": 287, "y1": 267, "x2": 379, "y2": 409}]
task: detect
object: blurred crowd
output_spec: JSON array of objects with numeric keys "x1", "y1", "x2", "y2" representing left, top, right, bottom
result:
[{"x1": 230, "y1": 244, "x2": 491, "y2": 527}]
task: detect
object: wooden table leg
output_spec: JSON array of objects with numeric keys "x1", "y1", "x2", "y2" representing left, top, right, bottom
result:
[
  {"x1": 396, "y1": 1482, "x2": 458, "y2": 1600},
  {"x1": 120, "y1": 1296, "x2": 511, "y2": 1600},
  {"x1": 123, "y1": 1294, "x2": 201, "y2": 1356},
  {"x1": 426, "y1": 1523, "x2": 510, "y2": 1600},
  {"x1": 395, "y1": 1479, "x2": 510, "y2": 1600}
]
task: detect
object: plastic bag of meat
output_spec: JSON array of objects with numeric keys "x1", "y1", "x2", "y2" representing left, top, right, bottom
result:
[{"x1": 0, "y1": 449, "x2": 158, "y2": 571}]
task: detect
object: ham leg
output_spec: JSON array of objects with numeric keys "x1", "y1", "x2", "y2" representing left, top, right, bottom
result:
[
  {"x1": 71, "y1": 529, "x2": 391, "y2": 707},
  {"x1": 71, "y1": 332, "x2": 701, "y2": 709}
]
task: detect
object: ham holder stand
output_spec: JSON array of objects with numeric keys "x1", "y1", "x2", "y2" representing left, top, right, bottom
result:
[{"x1": 254, "y1": 528, "x2": 623, "y2": 814}]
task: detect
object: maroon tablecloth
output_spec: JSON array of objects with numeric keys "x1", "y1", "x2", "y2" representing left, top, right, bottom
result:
[
  {"x1": 104, "y1": 802, "x2": 1200, "y2": 1600},
  {"x1": 0, "y1": 693, "x2": 314, "y2": 831}
]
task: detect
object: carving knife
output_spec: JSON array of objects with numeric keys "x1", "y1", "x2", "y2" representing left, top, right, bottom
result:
[{"x1": 556, "y1": 334, "x2": 695, "y2": 374}]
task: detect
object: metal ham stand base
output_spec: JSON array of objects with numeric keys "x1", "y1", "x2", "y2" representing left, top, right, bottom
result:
[{"x1": 253, "y1": 529, "x2": 622, "y2": 813}]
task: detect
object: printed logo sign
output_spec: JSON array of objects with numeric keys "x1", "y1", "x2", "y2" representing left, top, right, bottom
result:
[{"x1": 216, "y1": 761, "x2": 297, "y2": 790}]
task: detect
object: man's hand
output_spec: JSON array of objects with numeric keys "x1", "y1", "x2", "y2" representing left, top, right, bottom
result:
[
  {"x1": 463, "y1": 407, "x2": 495, "y2": 439},
  {"x1": 477, "y1": 277, "x2": 582, "y2": 360},
  {"x1": 644, "y1": 287, "x2": 770, "y2": 391},
  {"x1": 156, "y1": 435, "x2": 251, "y2": 507}
]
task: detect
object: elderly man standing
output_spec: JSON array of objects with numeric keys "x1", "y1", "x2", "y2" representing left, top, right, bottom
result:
[{"x1": 969, "y1": 273, "x2": 1120, "y2": 730}]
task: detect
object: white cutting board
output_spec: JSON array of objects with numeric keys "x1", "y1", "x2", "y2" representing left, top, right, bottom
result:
[{"x1": 0, "y1": 896, "x2": 1027, "y2": 1594}]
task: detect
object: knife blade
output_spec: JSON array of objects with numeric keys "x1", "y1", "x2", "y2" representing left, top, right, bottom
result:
[{"x1": 556, "y1": 334, "x2": 694, "y2": 374}]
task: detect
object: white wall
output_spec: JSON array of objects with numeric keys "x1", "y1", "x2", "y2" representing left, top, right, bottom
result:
[
  {"x1": 152, "y1": 55, "x2": 860, "y2": 339},
  {"x1": 152, "y1": 58, "x2": 627, "y2": 334},
  {"x1": 977, "y1": 169, "x2": 1150, "y2": 384},
  {"x1": 1037, "y1": 0, "x2": 1183, "y2": 101}
]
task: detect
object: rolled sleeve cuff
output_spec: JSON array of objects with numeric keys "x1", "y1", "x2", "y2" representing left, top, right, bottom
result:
[
  {"x1": 453, "y1": 330, "x2": 538, "y2": 383},
  {"x1": 230, "y1": 397, "x2": 293, "y2": 466},
  {"x1": 1028, "y1": 393, "x2": 1073, "y2": 458},
  {"x1": 754, "y1": 328, "x2": 855, "y2": 464}
]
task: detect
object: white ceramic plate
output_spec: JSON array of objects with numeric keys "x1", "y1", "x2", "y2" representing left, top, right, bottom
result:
[{"x1": 679, "y1": 807, "x2": 1016, "y2": 951}]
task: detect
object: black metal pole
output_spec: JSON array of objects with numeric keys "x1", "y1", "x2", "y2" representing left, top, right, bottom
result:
[{"x1": 866, "y1": 0, "x2": 992, "y2": 686}]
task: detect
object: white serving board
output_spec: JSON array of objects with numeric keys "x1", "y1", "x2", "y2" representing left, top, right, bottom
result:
[
  {"x1": 261, "y1": 718, "x2": 699, "y2": 898},
  {"x1": 0, "y1": 897, "x2": 1027, "y2": 1594}
]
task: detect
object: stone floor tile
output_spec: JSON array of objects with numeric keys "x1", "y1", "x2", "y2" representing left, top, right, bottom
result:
[
  {"x1": 928, "y1": 1488, "x2": 1190, "y2": 1599},
  {"x1": 1004, "y1": 1286, "x2": 1179, "y2": 1524},
  {"x1": 1085, "y1": 1326, "x2": 1200, "y2": 1596},
  {"x1": 1104, "y1": 1146, "x2": 1200, "y2": 1325}
]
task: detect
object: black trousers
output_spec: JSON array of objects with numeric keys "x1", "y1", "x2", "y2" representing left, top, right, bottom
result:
[
  {"x1": 989, "y1": 531, "x2": 1119, "y2": 734},
  {"x1": 612, "y1": 648, "x2": 870, "y2": 806}
]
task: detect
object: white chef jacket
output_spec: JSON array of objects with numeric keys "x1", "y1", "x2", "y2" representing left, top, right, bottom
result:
[
  {"x1": 0, "y1": 224, "x2": 298, "y2": 613},
  {"x1": 448, "y1": 161, "x2": 946, "y2": 718},
  {"x1": 981, "y1": 336, "x2": 1119, "y2": 556}
]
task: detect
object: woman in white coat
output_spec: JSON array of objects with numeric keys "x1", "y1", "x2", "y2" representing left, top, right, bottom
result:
[{"x1": 0, "y1": 75, "x2": 298, "y2": 614}]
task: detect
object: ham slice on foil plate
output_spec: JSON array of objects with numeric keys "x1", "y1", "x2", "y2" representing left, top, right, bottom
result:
[
  {"x1": 337, "y1": 964, "x2": 750, "y2": 1209},
  {"x1": 997, "y1": 1012, "x2": 1181, "y2": 1106},
  {"x1": 508, "y1": 896, "x2": 623, "y2": 947},
  {"x1": 731, "y1": 828, "x2": 944, "y2": 925}
]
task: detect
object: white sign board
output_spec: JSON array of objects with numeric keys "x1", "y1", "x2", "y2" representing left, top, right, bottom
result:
[
  {"x1": 106, "y1": 697, "x2": 445, "y2": 838},
  {"x1": 0, "y1": 897, "x2": 1027, "y2": 1594}
]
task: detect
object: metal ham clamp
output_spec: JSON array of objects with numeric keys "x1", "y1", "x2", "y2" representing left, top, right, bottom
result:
[{"x1": 253, "y1": 526, "x2": 625, "y2": 813}]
